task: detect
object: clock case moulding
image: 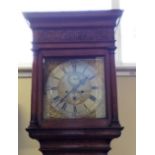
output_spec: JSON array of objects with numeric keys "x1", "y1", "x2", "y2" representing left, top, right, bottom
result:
[{"x1": 23, "y1": 10, "x2": 123, "y2": 155}]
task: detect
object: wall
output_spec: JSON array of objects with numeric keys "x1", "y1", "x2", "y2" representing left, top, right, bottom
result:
[{"x1": 18, "y1": 76, "x2": 136, "y2": 155}]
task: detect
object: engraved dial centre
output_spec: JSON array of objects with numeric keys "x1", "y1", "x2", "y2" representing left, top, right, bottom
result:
[
  {"x1": 69, "y1": 74, "x2": 80, "y2": 85},
  {"x1": 59, "y1": 72, "x2": 91, "y2": 106}
]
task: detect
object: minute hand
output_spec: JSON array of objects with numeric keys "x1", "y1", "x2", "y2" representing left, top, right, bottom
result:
[{"x1": 74, "y1": 76, "x2": 88, "y2": 91}]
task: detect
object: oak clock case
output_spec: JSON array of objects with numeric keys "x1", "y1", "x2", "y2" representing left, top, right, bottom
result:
[{"x1": 24, "y1": 10, "x2": 123, "y2": 155}]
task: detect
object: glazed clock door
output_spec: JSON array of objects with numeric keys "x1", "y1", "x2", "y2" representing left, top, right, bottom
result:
[
  {"x1": 37, "y1": 48, "x2": 112, "y2": 128},
  {"x1": 43, "y1": 57, "x2": 106, "y2": 119}
]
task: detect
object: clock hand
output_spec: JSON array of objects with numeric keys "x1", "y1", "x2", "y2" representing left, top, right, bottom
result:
[
  {"x1": 71, "y1": 76, "x2": 88, "y2": 94},
  {"x1": 72, "y1": 77, "x2": 88, "y2": 100},
  {"x1": 73, "y1": 76, "x2": 88, "y2": 91},
  {"x1": 57, "y1": 77, "x2": 88, "y2": 104},
  {"x1": 57, "y1": 86, "x2": 78, "y2": 105}
]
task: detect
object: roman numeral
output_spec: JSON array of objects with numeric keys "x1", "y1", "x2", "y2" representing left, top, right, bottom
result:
[
  {"x1": 89, "y1": 95, "x2": 96, "y2": 102},
  {"x1": 91, "y1": 86, "x2": 98, "y2": 90},
  {"x1": 82, "y1": 66, "x2": 88, "y2": 74},
  {"x1": 53, "y1": 96, "x2": 60, "y2": 102},
  {"x1": 73, "y1": 105, "x2": 77, "y2": 113},
  {"x1": 62, "y1": 66, "x2": 67, "y2": 73},
  {"x1": 61, "y1": 102, "x2": 67, "y2": 110},
  {"x1": 71, "y1": 62, "x2": 76, "y2": 72},
  {"x1": 84, "y1": 104, "x2": 90, "y2": 111},
  {"x1": 51, "y1": 87, "x2": 58, "y2": 90}
]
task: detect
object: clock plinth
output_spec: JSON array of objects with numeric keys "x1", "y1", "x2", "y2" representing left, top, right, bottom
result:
[
  {"x1": 27, "y1": 127, "x2": 122, "y2": 155},
  {"x1": 24, "y1": 10, "x2": 123, "y2": 155}
]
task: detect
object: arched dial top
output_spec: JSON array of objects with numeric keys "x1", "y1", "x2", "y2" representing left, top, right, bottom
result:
[{"x1": 43, "y1": 58, "x2": 106, "y2": 119}]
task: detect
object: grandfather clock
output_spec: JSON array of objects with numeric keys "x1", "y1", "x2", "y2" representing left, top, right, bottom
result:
[{"x1": 23, "y1": 10, "x2": 123, "y2": 155}]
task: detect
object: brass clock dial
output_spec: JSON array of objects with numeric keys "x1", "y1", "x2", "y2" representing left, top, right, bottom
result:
[{"x1": 43, "y1": 58, "x2": 106, "y2": 118}]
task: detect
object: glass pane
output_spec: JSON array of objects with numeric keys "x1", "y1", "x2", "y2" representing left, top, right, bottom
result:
[{"x1": 43, "y1": 57, "x2": 106, "y2": 119}]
